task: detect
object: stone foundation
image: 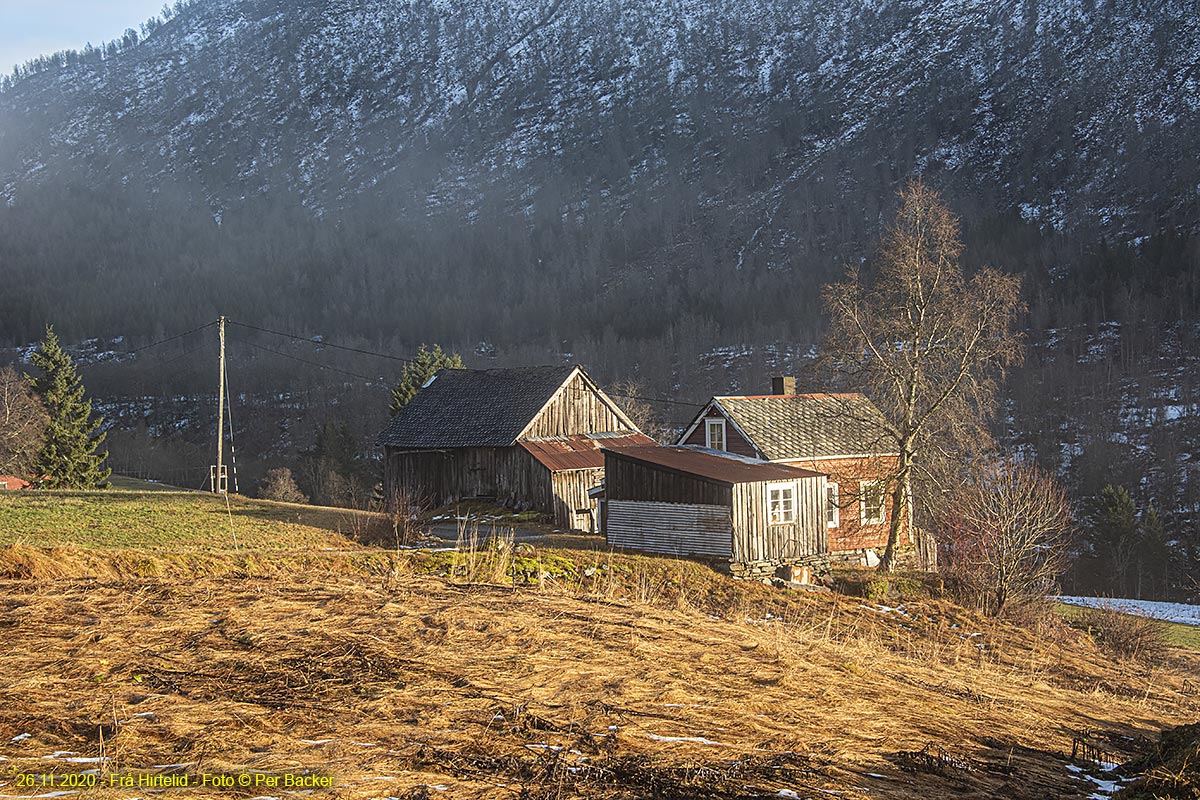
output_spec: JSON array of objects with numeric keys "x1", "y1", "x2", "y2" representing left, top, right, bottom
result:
[
  {"x1": 724, "y1": 553, "x2": 833, "y2": 586},
  {"x1": 829, "y1": 543, "x2": 937, "y2": 572}
]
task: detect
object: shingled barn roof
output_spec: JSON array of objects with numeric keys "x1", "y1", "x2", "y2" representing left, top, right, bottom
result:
[
  {"x1": 708, "y1": 394, "x2": 895, "y2": 461},
  {"x1": 376, "y1": 365, "x2": 578, "y2": 449}
]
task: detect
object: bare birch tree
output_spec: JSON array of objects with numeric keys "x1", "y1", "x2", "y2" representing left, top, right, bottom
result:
[
  {"x1": 821, "y1": 181, "x2": 1024, "y2": 572},
  {"x1": 0, "y1": 365, "x2": 47, "y2": 475},
  {"x1": 939, "y1": 458, "x2": 1071, "y2": 616}
]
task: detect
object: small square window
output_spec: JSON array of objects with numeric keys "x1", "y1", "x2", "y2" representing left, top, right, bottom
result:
[
  {"x1": 768, "y1": 483, "x2": 795, "y2": 525},
  {"x1": 860, "y1": 480, "x2": 886, "y2": 525}
]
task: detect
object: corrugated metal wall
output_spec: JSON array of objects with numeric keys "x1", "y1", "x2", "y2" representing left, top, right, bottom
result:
[
  {"x1": 606, "y1": 501, "x2": 733, "y2": 558},
  {"x1": 731, "y1": 476, "x2": 827, "y2": 561}
]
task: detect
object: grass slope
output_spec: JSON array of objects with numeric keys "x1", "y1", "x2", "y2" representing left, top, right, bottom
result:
[
  {"x1": 0, "y1": 492, "x2": 1197, "y2": 799},
  {"x1": 0, "y1": 490, "x2": 369, "y2": 551}
]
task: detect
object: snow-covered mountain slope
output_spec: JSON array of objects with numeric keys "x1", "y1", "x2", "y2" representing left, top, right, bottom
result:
[{"x1": 1, "y1": 0, "x2": 1197, "y2": 256}]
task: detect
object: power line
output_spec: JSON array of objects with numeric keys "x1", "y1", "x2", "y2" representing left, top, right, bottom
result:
[
  {"x1": 226, "y1": 319, "x2": 418, "y2": 364},
  {"x1": 127, "y1": 321, "x2": 217, "y2": 354},
  {"x1": 606, "y1": 391, "x2": 706, "y2": 408},
  {"x1": 230, "y1": 336, "x2": 385, "y2": 385}
]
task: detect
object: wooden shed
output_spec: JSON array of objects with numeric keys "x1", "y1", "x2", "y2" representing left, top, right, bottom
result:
[
  {"x1": 376, "y1": 365, "x2": 652, "y2": 531},
  {"x1": 602, "y1": 445, "x2": 828, "y2": 572}
]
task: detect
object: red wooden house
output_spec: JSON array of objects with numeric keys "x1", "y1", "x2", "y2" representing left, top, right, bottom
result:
[{"x1": 678, "y1": 377, "x2": 908, "y2": 559}]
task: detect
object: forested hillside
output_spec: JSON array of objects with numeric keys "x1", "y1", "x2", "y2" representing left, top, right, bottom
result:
[{"x1": 0, "y1": 0, "x2": 1198, "y2": 590}]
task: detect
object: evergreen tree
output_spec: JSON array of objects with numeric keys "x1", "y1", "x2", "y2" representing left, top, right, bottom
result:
[
  {"x1": 389, "y1": 344, "x2": 464, "y2": 416},
  {"x1": 1137, "y1": 505, "x2": 1170, "y2": 600},
  {"x1": 28, "y1": 325, "x2": 110, "y2": 488},
  {"x1": 1086, "y1": 485, "x2": 1139, "y2": 596}
]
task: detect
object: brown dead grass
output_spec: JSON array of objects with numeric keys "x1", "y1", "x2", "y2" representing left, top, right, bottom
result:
[{"x1": 0, "y1": 546, "x2": 1197, "y2": 799}]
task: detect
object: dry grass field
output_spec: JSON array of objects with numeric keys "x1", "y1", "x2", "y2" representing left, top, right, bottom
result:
[{"x1": 0, "y1": 491, "x2": 1197, "y2": 799}]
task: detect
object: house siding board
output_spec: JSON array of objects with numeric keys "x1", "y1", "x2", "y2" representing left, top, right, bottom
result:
[
  {"x1": 784, "y1": 455, "x2": 905, "y2": 551},
  {"x1": 607, "y1": 501, "x2": 733, "y2": 558},
  {"x1": 385, "y1": 446, "x2": 552, "y2": 511},
  {"x1": 524, "y1": 372, "x2": 631, "y2": 438},
  {"x1": 731, "y1": 476, "x2": 826, "y2": 562},
  {"x1": 681, "y1": 407, "x2": 758, "y2": 458},
  {"x1": 604, "y1": 452, "x2": 732, "y2": 505},
  {"x1": 550, "y1": 468, "x2": 605, "y2": 531}
]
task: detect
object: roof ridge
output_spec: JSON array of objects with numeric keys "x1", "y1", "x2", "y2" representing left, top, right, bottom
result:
[{"x1": 718, "y1": 392, "x2": 867, "y2": 400}]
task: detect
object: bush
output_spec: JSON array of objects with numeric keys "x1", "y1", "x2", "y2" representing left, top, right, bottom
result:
[
  {"x1": 1076, "y1": 603, "x2": 1168, "y2": 663},
  {"x1": 258, "y1": 467, "x2": 308, "y2": 504}
]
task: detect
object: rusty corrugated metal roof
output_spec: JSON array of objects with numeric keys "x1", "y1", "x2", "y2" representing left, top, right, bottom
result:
[
  {"x1": 603, "y1": 445, "x2": 825, "y2": 484},
  {"x1": 520, "y1": 432, "x2": 657, "y2": 471}
]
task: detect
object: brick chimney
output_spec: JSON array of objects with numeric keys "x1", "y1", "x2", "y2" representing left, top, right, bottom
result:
[{"x1": 771, "y1": 376, "x2": 797, "y2": 396}]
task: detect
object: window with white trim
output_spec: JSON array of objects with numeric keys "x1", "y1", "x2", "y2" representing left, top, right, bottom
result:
[
  {"x1": 859, "y1": 480, "x2": 886, "y2": 525},
  {"x1": 705, "y1": 418, "x2": 726, "y2": 451},
  {"x1": 826, "y1": 482, "x2": 839, "y2": 528},
  {"x1": 767, "y1": 482, "x2": 796, "y2": 525}
]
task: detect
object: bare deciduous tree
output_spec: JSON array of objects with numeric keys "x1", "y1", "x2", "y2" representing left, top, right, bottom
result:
[
  {"x1": 258, "y1": 466, "x2": 308, "y2": 504},
  {"x1": 0, "y1": 365, "x2": 47, "y2": 476},
  {"x1": 821, "y1": 181, "x2": 1025, "y2": 571},
  {"x1": 939, "y1": 458, "x2": 1071, "y2": 616},
  {"x1": 610, "y1": 379, "x2": 672, "y2": 443}
]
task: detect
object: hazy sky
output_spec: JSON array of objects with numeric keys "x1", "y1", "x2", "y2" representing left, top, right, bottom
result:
[{"x1": 0, "y1": 1, "x2": 167, "y2": 71}]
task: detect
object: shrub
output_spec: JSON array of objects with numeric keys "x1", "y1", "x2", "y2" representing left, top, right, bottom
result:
[
  {"x1": 1076, "y1": 603, "x2": 1168, "y2": 663},
  {"x1": 258, "y1": 467, "x2": 308, "y2": 503}
]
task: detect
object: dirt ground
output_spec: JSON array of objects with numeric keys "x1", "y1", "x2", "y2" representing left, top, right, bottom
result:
[{"x1": 0, "y1": 548, "x2": 1196, "y2": 799}]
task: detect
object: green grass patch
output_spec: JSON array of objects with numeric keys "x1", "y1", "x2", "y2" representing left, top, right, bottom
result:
[
  {"x1": 107, "y1": 474, "x2": 186, "y2": 491},
  {"x1": 0, "y1": 490, "x2": 366, "y2": 551},
  {"x1": 1055, "y1": 602, "x2": 1200, "y2": 654},
  {"x1": 832, "y1": 567, "x2": 942, "y2": 602}
]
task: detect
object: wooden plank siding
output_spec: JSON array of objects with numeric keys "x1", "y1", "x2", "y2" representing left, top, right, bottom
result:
[
  {"x1": 550, "y1": 468, "x2": 605, "y2": 531},
  {"x1": 604, "y1": 453, "x2": 733, "y2": 505},
  {"x1": 385, "y1": 446, "x2": 553, "y2": 512},
  {"x1": 604, "y1": 450, "x2": 826, "y2": 565},
  {"x1": 522, "y1": 372, "x2": 632, "y2": 438},
  {"x1": 731, "y1": 477, "x2": 826, "y2": 562}
]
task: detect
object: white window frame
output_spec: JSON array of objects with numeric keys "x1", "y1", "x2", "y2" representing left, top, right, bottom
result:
[
  {"x1": 826, "y1": 481, "x2": 839, "y2": 528},
  {"x1": 705, "y1": 418, "x2": 727, "y2": 451},
  {"x1": 859, "y1": 480, "x2": 886, "y2": 526},
  {"x1": 767, "y1": 481, "x2": 797, "y2": 526}
]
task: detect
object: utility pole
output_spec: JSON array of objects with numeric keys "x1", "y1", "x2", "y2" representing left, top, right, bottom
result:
[{"x1": 212, "y1": 316, "x2": 227, "y2": 494}]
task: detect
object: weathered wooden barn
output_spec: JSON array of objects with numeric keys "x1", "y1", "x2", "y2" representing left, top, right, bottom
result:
[
  {"x1": 602, "y1": 445, "x2": 828, "y2": 575},
  {"x1": 376, "y1": 365, "x2": 652, "y2": 531},
  {"x1": 677, "y1": 378, "x2": 910, "y2": 560}
]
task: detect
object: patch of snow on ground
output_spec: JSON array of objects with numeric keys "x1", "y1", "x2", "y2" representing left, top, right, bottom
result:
[
  {"x1": 1058, "y1": 596, "x2": 1200, "y2": 626},
  {"x1": 645, "y1": 733, "x2": 727, "y2": 746}
]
